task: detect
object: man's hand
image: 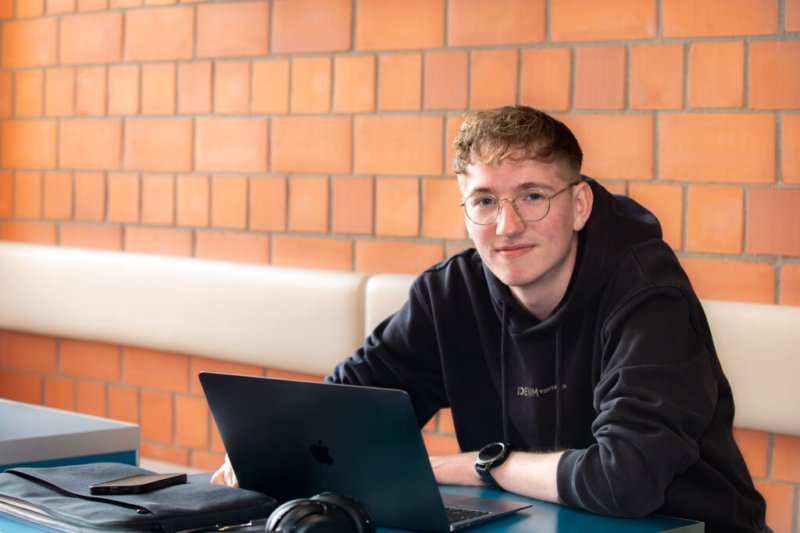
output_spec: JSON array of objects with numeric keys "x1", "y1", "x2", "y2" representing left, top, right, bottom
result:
[
  {"x1": 210, "y1": 454, "x2": 239, "y2": 487},
  {"x1": 429, "y1": 452, "x2": 484, "y2": 486}
]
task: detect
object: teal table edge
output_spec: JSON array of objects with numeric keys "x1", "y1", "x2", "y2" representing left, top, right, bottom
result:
[{"x1": 0, "y1": 450, "x2": 138, "y2": 472}]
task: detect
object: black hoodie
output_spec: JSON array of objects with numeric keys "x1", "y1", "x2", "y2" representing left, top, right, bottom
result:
[{"x1": 328, "y1": 178, "x2": 768, "y2": 532}]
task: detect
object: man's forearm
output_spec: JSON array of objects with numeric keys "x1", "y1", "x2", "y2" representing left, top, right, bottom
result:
[{"x1": 430, "y1": 450, "x2": 563, "y2": 503}]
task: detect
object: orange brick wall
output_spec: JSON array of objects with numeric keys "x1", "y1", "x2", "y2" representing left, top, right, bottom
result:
[{"x1": 0, "y1": 0, "x2": 798, "y2": 531}]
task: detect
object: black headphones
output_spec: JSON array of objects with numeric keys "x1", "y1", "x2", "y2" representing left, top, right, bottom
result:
[{"x1": 265, "y1": 492, "x2": 375, "y2": 533}]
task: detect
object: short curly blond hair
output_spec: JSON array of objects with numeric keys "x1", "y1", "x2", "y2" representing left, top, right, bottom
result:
[{"x1": 452, "y1": 105, "x2": 582, "y2": 179}]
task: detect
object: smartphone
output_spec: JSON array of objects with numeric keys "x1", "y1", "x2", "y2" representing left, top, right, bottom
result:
[{"x1": 89, "y1": 473, "x2": 187, "y2": 495}]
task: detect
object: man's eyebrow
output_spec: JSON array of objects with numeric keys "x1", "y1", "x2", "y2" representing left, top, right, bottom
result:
[{"x1": 466, "y1": 182, "x2": 550, "y2": 195}]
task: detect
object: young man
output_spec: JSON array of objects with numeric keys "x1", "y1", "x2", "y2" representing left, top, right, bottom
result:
[{"x1": 215, "y1": 106, "x2": 767, "y2": 532}]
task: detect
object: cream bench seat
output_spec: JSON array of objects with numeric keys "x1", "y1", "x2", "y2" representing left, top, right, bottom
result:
[{"x1": 1, "y1": 241, "x2": 798, "y2": 437}]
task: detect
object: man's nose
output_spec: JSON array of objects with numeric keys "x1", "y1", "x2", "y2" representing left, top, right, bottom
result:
[{"x1": 495, "y1": 199, "x2": 525, "y2": 236}]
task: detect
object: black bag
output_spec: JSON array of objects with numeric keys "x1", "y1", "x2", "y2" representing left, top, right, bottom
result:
[{"x1": 0, "y1": 462, "x2": 276, "y2": 532}]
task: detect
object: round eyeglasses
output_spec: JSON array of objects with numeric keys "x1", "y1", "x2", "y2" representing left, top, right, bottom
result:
[{"x1": 460, "y1": 183, "x2": 578, "y2": 225}]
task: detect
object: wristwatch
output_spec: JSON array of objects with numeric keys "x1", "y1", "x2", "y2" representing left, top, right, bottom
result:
[{"x1": 475, "y1": 442, "x2": 511, "y2": 485}]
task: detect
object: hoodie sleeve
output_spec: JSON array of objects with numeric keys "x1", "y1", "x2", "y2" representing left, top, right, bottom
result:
[
  {"x1": 557, "y1": 288, "x2": 718, "y2": 517},
  {"x1": 326, "y1": 279, "x2": 448, "y2": 427}
]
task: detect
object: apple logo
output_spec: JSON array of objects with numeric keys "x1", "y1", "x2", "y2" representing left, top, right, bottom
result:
[{"x1": 309, "y1": 439, "x2": 334, "y2": 465}]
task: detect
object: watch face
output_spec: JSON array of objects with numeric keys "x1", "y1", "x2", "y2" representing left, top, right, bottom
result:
[{"x1": 478, "y1": 442, "x2": 505, "y2": 462}]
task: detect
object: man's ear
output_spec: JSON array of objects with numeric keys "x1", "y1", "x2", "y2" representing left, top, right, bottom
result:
[{"x1": 572, "y1": 181, "x2": 593, "y2": 232}]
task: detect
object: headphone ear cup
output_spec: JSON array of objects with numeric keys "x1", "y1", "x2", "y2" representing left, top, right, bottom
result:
[
  {"x1": 265, "y1": 499, "x2": 321, "y2": 531},
  {"x1": 310, "y1": 493, "x2": 375, "y2": 533}
]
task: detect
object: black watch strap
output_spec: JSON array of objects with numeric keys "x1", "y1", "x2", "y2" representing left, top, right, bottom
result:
[{"x1": 475, "y1": 442, "x2": 511, "y2": 485}]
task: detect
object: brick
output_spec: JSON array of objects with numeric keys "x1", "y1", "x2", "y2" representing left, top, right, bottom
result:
[
  {"x1": 437, "y1": 408, "x2": 455, "y2": 434},
  {"x1": 356, "y1": 0, "x2": 444, "y2": 50},
  {"x1": 470, "y1": 49, "x2": 518, "y2": 110},
  {"x1": 2, "y1": 18, "x2": 57, "y2": 68},
  {"x1": 686, "y1": 186, "x2": 743, "y2": 254},
  {"x1": 271, "y1": 116, "x2": 351, "y2": 173},
  {"x1": 0, "y1": 71, "x2": 12, "y2": 117},
  {"x1": 521, "y1": 48, "x2": 571, "y2": 111},
  {"x1": 139, "y1": 442, "x2": 188, "y2": 466},
  {"x1": 781, "y1": 264, "x2": 800, "y2": 306},
  {"x1": 197, "y1": 1, "x2": 269, "y2": 59},
  {"x1": 60, "y1": 224, "x2": 123, "y2": 250},
  {"x1": 196, "y1": 118, "x2": 268, "y2": 172},
  {"x1": 334, "y1": 55, "x2": 376, "y2": 113},
  {"x1": 662, "y1": 0, "x2": 778, "y2": 37},
  {"x1": 749, "y1": 41, "x2": 800, "y2": 109},
  {"x1": 288, "y1": 176, "x2": 329, "y2": 232},
  {"x1": 141, "y1": 63, "x2": 176, "y2": 115},
  {"x1": 15, "y1": 70, "x2": 44, "y2": 117},
  {"x1": 354, "y1": 116, "x2": 442, "y2": 175},
  {"x1": 753, "y1": 480, "x2": 793, "y2": 533},
  {"x1": 15, "y1": 171, "x2": 43, "y2": 218},
  {"x1": 788, "y1": 0, "x2": 800, "y2": 31},
  {"x1": 290, "y1": 56, "x2": 331, "y2": 114},
  {"x1": 0, "y1": 370, "x2": 42, "y2": 404},
  {"x1": 629, "y1": 183, "x2": 683, "y2": 250},
  {"x1": 45, "y1": 377, "x2": 76, "y2": 411},
  {"x1": 108, "y1": 64, "x2": 139, "y2": 116},
  {"x1": 659, "y1": 114, "x2": 774, "y2": 182},
  {"x1": 60, "y1": 119, "x2": 122, "y2": 170},
  {"x1": 448, "y1": 0, "x2": 544, "y2": 45},
  {"x1": 140, "y1": 389, "x2": 174, "y2": 443},
  {"x1": 74, "y1": 171, "x2": 105, "y2": 221},
  {"x1": 422, "y1": 433, "x2": 461, "y2": 456},
  {"x1": 0, "y1": 172, "x2": 11, "y2": 217},
  {"x1": 46, "y1": 67, "x2": 75, "y2": 116},
  {"x1": 125, "y1": 118, "x2": 193, "y2": 172},
  {"x1": 75, "y1": 66, "x2": 105, "y2": 116},
  {"x1": 375, "y1": 177, "x2": 419, "y2": 237},
  {"x1": 251, "y1": 59, "x2": 289, "y2": 114},
  {"x1": 746, "y1": 188, "x2": 800, "y2": 256},
  {"x1": 423, "y1": 178, "x2": 466, "y2": 239},
  {"x1": 108, "y1": 385, "x2": 138, "y2": 423},
  {"x1": 574, "y1": 46, "x2": 626, "y2": 110},
  {"x1": 78, "y1": 0, "x2": 108, "y2": 10},
  {"x1": 272, "y1": 0, "x2": 351, "y2": 53},
  {"x1": 192, "y1": 451, "x2": 226, "y2": 473},
  {"x1": 559, "y1": 114, "x2": 654, "y2": 181},
  {"x1": 378, "y1": 53, "x2": 421, "y2": 111},
  {"x1": 249, "y1": 176, "x2": 286, "y2": 231},
  {"x1": 772, "y1": 434, "x2": 800, "y2": 483},
  {"x1": 0, "y1": 331, "x2": 57, "y2": 373},
  {"x1": 732, "y1": 427, "x2": 769, "y2": 478},
  {"x1": 190, "y1": 356, "x2": 264, "y2": 395},
  {"x1": 272, "y1": 235, "x2": 353, "y2": 271},
  {"x1": 124, "y1": 6, "x2": 193, "y2": 61},
  {"x1": 680, "y1": 258, "x2": 774, "y2": 303},
  {"x1": 424, "y1": 51, "x2": 468, "y2": 111},
  {"x1": 332, "y1": 177, "x2": 373, "y2": 234},
  {"x1": 1, "y1": 120, "x2": 57, "y2": 169},
  {"x1": 177, "y1": 175, "x2": 210, "y2": 227},
  {"x1": 178, "y1": 62, "x2": 211, "y2": 114},
  {"x1": 123, "y1": 346, "x2": 189, "y2": 392},
  {"x1": 355, "y1": 240, "x2": 444, "y2": 274},
  {"x1": 108, "y1": 172, "x2": 139, "y2": 223},
  {"x1": 195, "y1": 231, "x2": 269, "y2": 265},
  {"x1": 18, "y1": 0, "x2": 45, "y2": 16},
  {"x1": 141, "y1": 173, "x2": 174, "y2": 225},
  {"x1": 445, "y1": 115, "x2": 463, "y2": 177},
  {"x1": 214, "y1": 61, "x2": 250, "y2": 114},
  {"x1": 784, "y1": 115, "x2": 800, "y2": 184},
  {"x1": 687, "y1": 42, "x2": 744, "y2": 108},
  {"x1": 61, "y1": 12, "x2": 122, "y2": 64},
  {"x1": 175, "y1": 394, "x2": 209, "y2": 449},
  {"x1": 0, "y1": 0, "x2": 11, "y2": 17},
  {"x1": 48, "y1": 0, "x2": 76, "y2": 13},
  {"x1": 551, "y1": 0, "x2": 656, "y2": 41},
  {"x1": 630, "y1": 44, "x2": 683, "y2": 110},
  {"x1": 76, "y1": 380, "x2": 106, "y2": 417},
  {"x1": 211, "y1": 175, "x2": 247, "y2": 229},
  {"x1": 44, "y1": 171, "x2": 72, "y2": 220},
  {"x1": 125, "y1": 226, "x2": 193, "y2": 257},
  {"x1": 0, "y1": 221, "x2": 57, "y2": 244}
]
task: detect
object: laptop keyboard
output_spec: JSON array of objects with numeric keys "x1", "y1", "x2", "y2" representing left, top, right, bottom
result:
[{"x1": 445, "y1": 506, "x2": 491, "y2": 524}]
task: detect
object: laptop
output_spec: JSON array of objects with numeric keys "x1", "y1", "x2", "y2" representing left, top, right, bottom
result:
[{"x1": 200, "y1": 372, "x2": 531, "y2": 532}]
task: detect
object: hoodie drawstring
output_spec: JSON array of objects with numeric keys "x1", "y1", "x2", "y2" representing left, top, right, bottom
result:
[
  {"x1": 500, "y1": 302, "x2": 510, "y2": 444},
  {"x1": 555, "y1": 326, "x2": 563, "y2": 449}
]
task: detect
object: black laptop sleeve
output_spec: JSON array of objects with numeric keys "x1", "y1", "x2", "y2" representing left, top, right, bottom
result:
[{"x1": 0, "y1": 462, "x2": 276, "y2": 532}]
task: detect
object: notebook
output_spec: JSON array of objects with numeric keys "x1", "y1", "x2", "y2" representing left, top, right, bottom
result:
[{"x1": 199, "y1": 372, "x2": 531, "y2": 532}]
